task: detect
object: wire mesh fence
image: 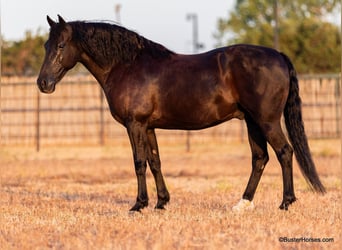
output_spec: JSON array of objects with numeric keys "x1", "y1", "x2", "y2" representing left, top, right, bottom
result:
[{"x1": 0, "y1": 74, "x2": 340, "y2": 150}]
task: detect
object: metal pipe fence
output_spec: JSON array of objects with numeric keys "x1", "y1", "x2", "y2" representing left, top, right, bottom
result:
[{"x1": 0, "y1": 74, "x2": 340, "y2": 150}]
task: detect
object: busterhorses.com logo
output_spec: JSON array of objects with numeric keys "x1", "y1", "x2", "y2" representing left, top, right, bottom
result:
[{"x1": 279, "y1": 237, "x2": 334, "y2": 243}]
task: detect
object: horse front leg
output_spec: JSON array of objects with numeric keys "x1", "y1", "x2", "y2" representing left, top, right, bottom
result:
[
  {"x1": 146, "y1": 129, "x2": 170, "y2": 209},
  {"x1": 126, "y1": 122, "x2": 149, "y2": 212}
]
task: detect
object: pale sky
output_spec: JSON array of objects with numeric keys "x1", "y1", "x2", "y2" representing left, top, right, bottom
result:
[{"x1": 1, "y1": 0, "x2": 234, "y2": 53}]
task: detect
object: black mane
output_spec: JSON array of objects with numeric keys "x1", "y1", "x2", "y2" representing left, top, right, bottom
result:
[{"x1": 70, "y1": 21, "x2": 174, "y2": 67}]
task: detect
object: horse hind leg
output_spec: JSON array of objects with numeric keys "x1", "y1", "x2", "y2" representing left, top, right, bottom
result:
[
  {"x1": 262, "y1": 121, "x2": 296, "y2": 210},
  {"x1": 233, "y1": 115, "x2": 269, "y2": 212},
  {"x1": 146, "y1": 129, "x2": 170, "y2": 209}
]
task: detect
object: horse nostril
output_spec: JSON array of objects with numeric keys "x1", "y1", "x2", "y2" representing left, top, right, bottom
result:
[
  {"x1": 41, "y1": 79, "x2": 47, "y2": 88},
  {"x1": 37, "y1": 78, "x2": 48, "y2": 92}
]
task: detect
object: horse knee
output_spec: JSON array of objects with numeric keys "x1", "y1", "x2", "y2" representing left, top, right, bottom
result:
[
  {"x1": 148, "y1": 157, "x2": 161, "y2": 173},
  {"x1": 149, "y1": 156, "x2": 161, "y2": 167},
  {"x1": 252, "y1": 153, "x2": 269, "y2": 171},
  {"x1": 134, "y1": 160, "x2": 147, "y2": 175}
]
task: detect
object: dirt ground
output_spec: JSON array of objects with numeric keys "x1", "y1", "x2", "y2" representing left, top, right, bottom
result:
[{"x1": 0, "y1": 139, "x2": 341, "y2": 249}]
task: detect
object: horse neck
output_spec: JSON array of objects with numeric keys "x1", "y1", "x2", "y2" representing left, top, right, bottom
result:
[
  {"x1": 80, "y1": 52, "x2": 111, "y2": 86},
  {"x1": 74, "y1": 22, "x2": 174, "y2": 88}
]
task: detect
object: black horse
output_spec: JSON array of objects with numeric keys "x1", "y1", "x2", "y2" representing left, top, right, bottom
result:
[{"x1": 37, "y1": 15, "x2": 325, "y2": 212}]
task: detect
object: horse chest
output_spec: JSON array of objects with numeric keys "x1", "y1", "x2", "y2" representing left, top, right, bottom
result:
[{"x1": 105, "y1": 84, "x2": 156, "y2": 124}]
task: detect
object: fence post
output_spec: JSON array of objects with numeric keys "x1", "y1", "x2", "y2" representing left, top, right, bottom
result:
[
  {"x1": 240, "y1": 120, "x2": 245, "y2": 142},
  {"x1": 99, "y1": 89, "x2": 105, "y2": 145},
  {"x1": 335, "y1": 76, "x2": 341, "y2": 136},
  {"x1": 186, "y1": 131, "x2": 191, "y2": 152},
  {"x1": 36, "y1": 91, "x2": 40, "y2": 152}
]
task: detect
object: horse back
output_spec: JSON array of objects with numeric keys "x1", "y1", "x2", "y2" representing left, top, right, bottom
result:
[{"x1": 105, "y1": 44, "x2": 290, "y2": 129}]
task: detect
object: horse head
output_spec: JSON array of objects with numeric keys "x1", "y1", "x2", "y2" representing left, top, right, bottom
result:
[{"x1": 37, "y1": 15, "x2": 80, "y2": 93}]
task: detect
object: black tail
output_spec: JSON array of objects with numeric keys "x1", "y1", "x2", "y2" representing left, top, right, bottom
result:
[{"x1": 281, "y1": 53, "x2": 326, "y2": 194}]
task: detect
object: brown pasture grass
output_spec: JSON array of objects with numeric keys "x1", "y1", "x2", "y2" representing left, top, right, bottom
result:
[{"x1": 0, "y1": 139, "x2": 341, "y2": 249}]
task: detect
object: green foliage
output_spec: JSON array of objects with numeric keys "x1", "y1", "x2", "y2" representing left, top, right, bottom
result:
[
  {"x1": 1, "y1": 31, "x2": 47, "y2": 76},
  {"x1": 215, "y1": 0, "x2": 341, "y2": 73},
  {"x1": 1, "y1": 30, "x2": 87, "y2": 76}
]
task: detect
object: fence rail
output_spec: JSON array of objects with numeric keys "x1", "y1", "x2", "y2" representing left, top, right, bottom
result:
[{"x1": 0, "y1": 74, "x2": 340, "y2": 150}]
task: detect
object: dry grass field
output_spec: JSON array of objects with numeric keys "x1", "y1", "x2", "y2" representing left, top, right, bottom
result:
[{"x1": 0, "y1": 139, "x2": 341, "y2": 249}]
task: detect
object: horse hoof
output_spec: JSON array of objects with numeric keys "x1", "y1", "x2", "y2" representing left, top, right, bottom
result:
[
  {"x1": 232, "y1": 199, "x2": 255, "y2": 212},
  {"x1": 128, "y1": 209, "x2": 141, "y2": 216},
  {"x1": 129, "y1": 202, "x2": 147, "y2": 212},
  {"x1": 279, "y1": 201, "x2": 295, "y2": 210},
  {"x1": 279, "y1": 196, "x2": 296, "y2": 210},
  {"x1": 129, "y1": 207, "x2": 142, "y2": 213},
  {"x1": 155, "y1": 199, "x2": 169, "y2": 210},
  {"x1": 155, "y1": 205, "x2": 166, "y2": 210}
]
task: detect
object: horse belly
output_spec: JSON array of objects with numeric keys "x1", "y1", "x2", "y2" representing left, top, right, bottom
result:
[{"x1": 151, "y1": 97, "x2": 243, "y2": 130}]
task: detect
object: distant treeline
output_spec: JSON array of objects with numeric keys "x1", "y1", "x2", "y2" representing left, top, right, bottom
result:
[
  {"x1": 2, "y1": 31, "x2": 47, "y2": 76},
  {"x1": 1, "y1": 0, "x2": 341, "y2": 76},
  {"x1": 215, "y1": 0, "x2": 341, "y2": 74}
]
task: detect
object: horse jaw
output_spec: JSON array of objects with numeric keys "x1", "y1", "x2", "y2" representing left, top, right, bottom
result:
[{"x1": 232, "y1": 199, "x2": 255, "y2": 212}]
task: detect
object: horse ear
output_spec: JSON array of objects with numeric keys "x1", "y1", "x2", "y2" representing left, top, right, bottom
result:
[
  {"x1": 58, "y1": 15, "x2": 66, "y2": 25},
  {"x1": 47, "y1": 15, "x2": 56, "y2": 27}
]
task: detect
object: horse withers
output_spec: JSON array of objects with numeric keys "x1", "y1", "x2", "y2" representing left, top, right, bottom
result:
[{"x1": 37, "y1": 15, "x2": 325, "y2": 212}]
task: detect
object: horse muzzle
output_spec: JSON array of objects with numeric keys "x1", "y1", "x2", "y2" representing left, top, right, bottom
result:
[{"x1": 37, "y1": 78, "x2": 56, "y2": 94}]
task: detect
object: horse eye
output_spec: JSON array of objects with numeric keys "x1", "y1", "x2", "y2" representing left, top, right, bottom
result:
[{"x1": 58, "y1": 43, "x2": 65, "y2": 49}]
